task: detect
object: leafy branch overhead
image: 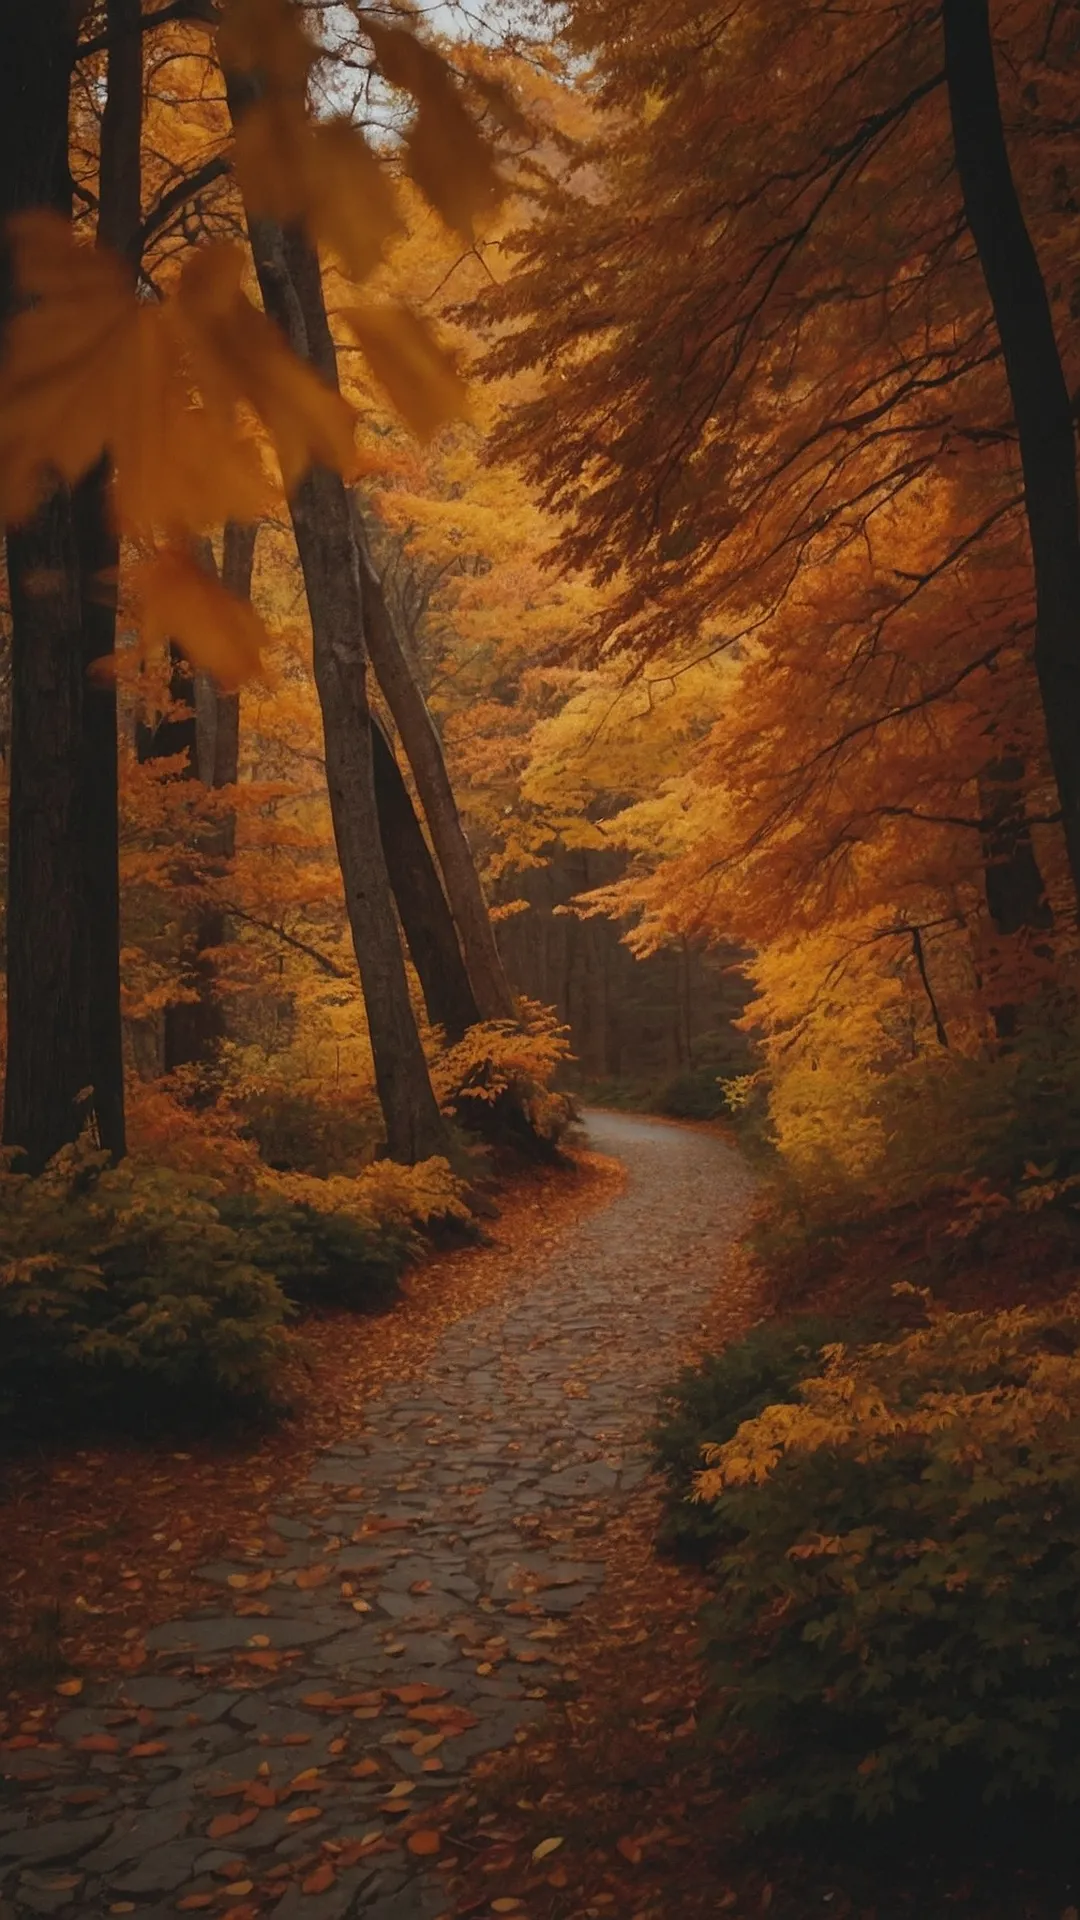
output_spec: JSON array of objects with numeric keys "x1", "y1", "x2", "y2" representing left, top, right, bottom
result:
[{"x1": 0, "y1": 0, "x2": 506, "y2": 688}]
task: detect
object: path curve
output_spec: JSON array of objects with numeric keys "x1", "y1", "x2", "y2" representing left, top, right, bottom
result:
[{"x1": 0, "y1": 1113, "x2": 754, "y2": 1920}]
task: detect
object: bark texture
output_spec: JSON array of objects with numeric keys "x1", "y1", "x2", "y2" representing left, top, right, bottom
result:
[
  {"x1": 225, "y1": 75, "x2": 448, "y2": 1159},
  {"x1": 371, "y1": 720, "x2": 481, "y2": 1043},
  {"x1": 2, "y1": 0, "x2": 92, "y2": 1169},
  {"x1": 944, "y1": 0, "x2": 1080, "y2": 915},
  {"x1": 352, "y1": 510, "x2": 517, "y2": 1023},
  {"x1": 70, "y1": 0, "x2": 144, "y2": 1156}
]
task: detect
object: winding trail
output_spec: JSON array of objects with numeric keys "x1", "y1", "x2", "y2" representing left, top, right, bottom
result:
[{"x1": 0, "y1": 1113, "x2": 754, "y2": 1920}]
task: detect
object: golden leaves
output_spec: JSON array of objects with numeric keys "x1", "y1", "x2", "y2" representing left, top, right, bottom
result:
[
  {"x1": 176, "y1": 243, "x2": 358, "y2": 491},
  {"x1": 0, "y1": 216, "x2": 357, "y2": 532},
  {"x1": 233, "y1": 103, "x2": 403, "y2": 284},
  {"x1": 132, "y1": 549, "x2": 269, "y2": 690},
  {"x1": 367, "y1": 23, "x2": 503, "y2": 241},
  {"x1": 342, "y1": 305, "x2": 469, "y2": 442}
]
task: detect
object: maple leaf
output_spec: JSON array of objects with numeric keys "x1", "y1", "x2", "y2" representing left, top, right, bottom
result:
[
  {"x1": 132, "y1": 548, "x2": 269, "y2": 689},
  {"x1": 176, "y1": 244, "x2": 359, "y2": 491},
  {"x1": 233, "y1": 102, "x2": 403, "y2": 284},
  {"x1": 367, "y1": 23, "x2": 502, "y2": 241},
  {"x1": 341, "y1": 304, "x2": 468, "y2": 442}
]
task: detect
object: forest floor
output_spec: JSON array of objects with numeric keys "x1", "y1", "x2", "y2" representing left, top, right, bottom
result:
[{"x1": 0, "y1": 1115, "x2": 1074, "y2": 1920}]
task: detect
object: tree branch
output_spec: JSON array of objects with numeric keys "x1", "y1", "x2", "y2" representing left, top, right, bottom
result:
[
  {"x1": 139, "y1": 154, "x2": 230, "y2": 252},
  {"x1": 223, "y1": 905, "x2": 352, "y2": 980},
  {"x1": 77, "y1": 0, "x2": 216, "y2": 60}
]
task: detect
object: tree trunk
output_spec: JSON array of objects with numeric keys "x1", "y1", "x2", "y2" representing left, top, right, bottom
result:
[
  {"x1": 145, "y1": 526, "x2": 257, "y2": 1075},
  {"x1": 224, "y1": 79, "x2": 448, "y2": 1160},
  {"x1": 351, "y1": 507, "x2": 518, "y2": 1023},
  {"x1": 977, "y1": 752, "x2": 1053, "y2": 1039},
  {"x1": 70, "y1": 0, "x2": 143, "y2": 1155},
  {"x1": 943, "y1": 0, "x2": 1080, "y2": 916},
  {"x1": 1, "y1": 1, "x2": 92, "y2": 1170},
  {"x1": 371, "y1": 719, "x2": 481, "y2": 1042}
]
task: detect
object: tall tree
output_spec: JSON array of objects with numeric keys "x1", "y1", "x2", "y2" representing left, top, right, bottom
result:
[
  {"x1": 370, "y1": 719, "x2": 482, "y2": 1042},
  {"x1": 226, "y1": 77, "x2": 450, "y2": 1160},
  {"x1": 1, "y1": 1, "x2": 92, "y2": 1170},
  {"x1": 74, "y1": 0, "x2": 146, "y2": 1157},
  {"x1": 353, "y1": 512, "x2": 517, "y2": 1023},
  {"x1": 942, "y1": 0, "x2": 1080, "y2": 911}
]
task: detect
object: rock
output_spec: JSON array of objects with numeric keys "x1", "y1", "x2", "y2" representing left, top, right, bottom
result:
[
  {"x1": 107, "y1": 1839, "x2": 211, "y2": 1893},
  {"x1": 145, "y1": 1613, "x2": 340, "y2": 1652},
  {"x1": 79, "y1": 1804, "x2": 192, "y2": 1871},
  {"x1": 0, "y1": 1819, "x2": 113, "y2": 1865}
]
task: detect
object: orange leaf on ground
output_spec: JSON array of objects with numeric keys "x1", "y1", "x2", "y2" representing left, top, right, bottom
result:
[
  {"x1": 302, "y1": 1863, "x2": 335, "y2": 1894},
  {"x1": 295, "y1": 1563, "x2": 333, "y2": 1590},
  {"x1": 176, "y1": 1899, "x2": 215, "y2": 1912},
  {"x1": 406, "y1": 1830, "x2": 441, "y2": 1856},
  {"x1": 75, "y1": 1735, "x2": 119, "y2": 1754},
  {"x1": 285, "y1": 1807, "x2": 323, "y2": 1826},
  {"x1": 55, "y1": 1679, "x2": 83, "y2": 1697},
  {"x1": 129, "y1": 1741, "x2": 168, "y2": 1758},
  {"x1": 617, "y1": 1836, "x2": 643, "y2": 1865}
]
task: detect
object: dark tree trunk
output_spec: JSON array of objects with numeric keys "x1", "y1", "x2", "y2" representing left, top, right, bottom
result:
[
  {"x1": 978, "y1": 755, "x2": 1053, "y2": 939},
  {"x1": 1, "y1": 1, "x2": 92, "y2": 1169},
  {"x1": 351, "y1": 508, "x2": 517, "y2": 1023},
  {"x1": 978, "y1": 752, "x2": 1053, "y2": 1039},
  {"x1": 371, "y1": 720, "x2": 481, "y2": 1042},
  {"x1": 71, "y1": 0, "x2": 144, "y2": 1155},
  {"x1": 170, "y1": 522, "x2": 257, "y2": 1072},
  {"x1": 225, "y1": 75, "x2": 448, "y2": 1160},
  {"x1": 943, "y1": 0, "x2": 1080, "y2": 916}
]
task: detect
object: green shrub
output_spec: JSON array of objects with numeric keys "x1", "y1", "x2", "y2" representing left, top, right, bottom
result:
[
  {"x1": 657, "y1": 1065, "x2": 730, "y2": 1121},
  {"x1": 0, "y1": 1143, "x2": 290, "y2": 1436},
  {"x1": 237, "y1": 1081, "x2": 384, "y2": 1176},
  {"x1": 216, "y1": 1192, "x2": 411, "y2": 1311},
  {"x1": 695, "y1": 1296, "x2": 1080, "y2": 1830},
  {"x1": 650, "y1": 1316, "x2": 856, "y2": 1561}
]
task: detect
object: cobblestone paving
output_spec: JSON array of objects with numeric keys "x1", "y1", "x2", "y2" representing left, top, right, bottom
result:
[{"x1": 0, "y1": 1113, "x2": 754, "y2": 1920}]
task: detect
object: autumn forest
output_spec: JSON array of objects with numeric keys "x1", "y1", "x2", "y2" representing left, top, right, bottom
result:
[{"x1": 1, "y1": 1, "x2": 1080, "y2": 1915}]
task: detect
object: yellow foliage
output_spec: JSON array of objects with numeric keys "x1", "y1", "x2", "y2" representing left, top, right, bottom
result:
[
  {"x1": 366, "y1": 23, "x2": 502, "y2": 242},
  {"x1": 694, "y1": 1290, "x2": 1080, "y2": 1503},
  {"x1": 0, "y1": 214, "x2": 267, "y2": 532},
  {"x1": 233, "y1": 103, "x2": 403, "y2": 283},
  {"x1": 341, "y1": 305, "x2": 470, "y2": 442},
  {"x1": 263, "y1": 1157, "x2": 470, "y2": 1231},
  {"x1": 132, "y1": 547, "x2": 269, "y2": 690}
]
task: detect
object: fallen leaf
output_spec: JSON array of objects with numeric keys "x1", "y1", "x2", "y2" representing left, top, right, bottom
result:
[
  {"x1": 350, "y1": 1759, "x2": 380, "y2": 1779},
  {"x1": 491, "y1": 1903, "x2": 523, "y2": 1914},
  {"x1": 407, "y1": 1829, "x2": 441, "y2": 1856},
  {"x1": 55, "y1": 1679, "x2": 84, "y2": 1697},
  {"x1": 129, "y1": 1741, "x2": 168, "y2": 1758},
  {"x1": 285, "y1": 1806, "x2": 323, "y2": 1826},
  {"x1": 532, "y1": 1837, "x2": 564, "y2": 1862},
  {"x1": 176, "y1": 1899, "x2": 215, "y2": 1912},
  {"x1": 617, "y1": 1836, "x2": 643, "y2": 1866},
  {"x1": 302, "y1": 1862, "x2": 335, "y2": 1894},
  {"x1": 295, "y1": 1563, "x2": 334, "y2": 1591},
  {"x1": 207, "y1": 1808, "x2": 259, "y2": 1840},
  {"x1": 75, "y1": 1735, "x2": 119, "y2": 1755},
  {"x1": 242, "y1": 1783, "x2": 277, "y2": 1809}
]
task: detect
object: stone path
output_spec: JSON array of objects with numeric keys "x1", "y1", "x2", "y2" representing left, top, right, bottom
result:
[{"x1": 0, "y1": 1113, "x2": 754, "y2": 1920}]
